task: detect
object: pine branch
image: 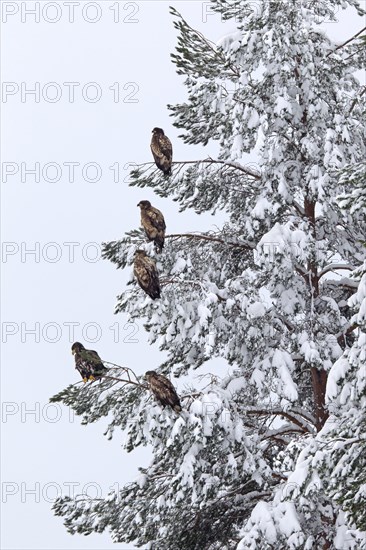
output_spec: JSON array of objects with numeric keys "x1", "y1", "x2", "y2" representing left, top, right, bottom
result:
[
  {"x1": 203, "y1": 158, "x2": 261, "y2": 179},
  {"x1": 166, "y1": 232, "x2": 255, "y2": 250},
  {"x1": 98, "y1": 361, "x2": 149, "y2": 389},
  {"x1": 99, "y1": 374, "x2": 148, "y2": 390},
  {"x1": 160, "y1": 277, "x2": 228, "y2": 303},
  {"x1": 293, "y1": 201, "x2": 305, "y2": 216},
  {"x1": 322, "y1": 278, "x2": 359, "y2": 290},
  {"x1": 270, "y1": 309, "x2": 295, "y2": 332},
  {"x1": 181, "y1": 392, "x2": 203, "y2": 400},
  {"x1": 160, "y1": 278, "x2": 204, "y2": 288},
  {"x1": 318, "y1": 263, "x2": 357, "y2": 278},
  {"x1": 263, "y1": 425, "x2": 305, "y2": 440},
  {"x1": 349, "y1": 86, "x2": 366, "y2": 113},
  {"x1": 246, "y1": 407, "x2": 315, "y2": 433},
  {"x1": 289, "y1": 406, "x2": 317, "y2": 426},
  {"x1": 170, "y1": 6, "x2": 241, "y2": 79},
  {"x1": 336, "y1": 322, "x2": 359, "y2": 346},
  {"x1": 295, "y1": 263, "x2": 311, "y2": 279},
  {"x1": 136, "y1": 158, "x2": 261, "y2": 179},
  {"x1": 326, "y1": 26, "x2": 366, "y2": 57}
]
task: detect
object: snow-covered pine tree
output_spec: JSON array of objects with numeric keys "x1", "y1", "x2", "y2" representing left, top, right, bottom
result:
[{"x1": 51, "y1": 1, "x2": 366, "y2": 548}]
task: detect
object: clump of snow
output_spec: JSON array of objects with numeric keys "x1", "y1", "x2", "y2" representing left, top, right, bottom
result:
[
  {"x1": 171, "y1": 257, "x2": 187, "y2": 274},
  {"x1": 247, "y1": 301, "x2": 266, "y2": 318}
]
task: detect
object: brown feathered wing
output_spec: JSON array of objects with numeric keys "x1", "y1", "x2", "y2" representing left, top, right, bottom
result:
[
  {"x1": 141, "y1": 206, "x2": 166, "y2": 252},
  {"x1": 74, "y1": 347, "x2": 107, "y2": 380},
  {"x1": 149, "y1": 373, "x2": 182, "y2": 412},
  {"x1": 151, "y1": 134, "x2": 172, "y2": 176},
  {"x1": 134, "y1": 254, "x2": 161, "y2": 300}
]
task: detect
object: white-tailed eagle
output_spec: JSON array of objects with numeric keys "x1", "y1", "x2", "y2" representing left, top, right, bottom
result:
[
  {"x1": 145, "y1": 370, "x2": 182, "y2": 412},
  {"x1": 133, "y1": 250, "x2": 161, "y2": 300},
  {"x1": 150, "y1": 127, "x2": 172, "y2": 176},
  {"x1": 71, "y1": 342, "x2": 108, "y2": 382},
  {"x1": 137, "y1": 200, "x2": 166, "y2": 253}
]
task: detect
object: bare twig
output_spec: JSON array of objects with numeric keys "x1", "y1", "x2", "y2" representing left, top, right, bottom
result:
[
  {"x1": 97, "y1": 361, "x2": 148, "y2": 389},
  {"x1": 99, "y1": 374, "x2": 148, "y2": 390}
]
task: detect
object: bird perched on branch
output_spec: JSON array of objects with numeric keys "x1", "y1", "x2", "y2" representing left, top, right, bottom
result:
[
  {"x1": 137, "y1": 200, "x2": 166, "y2": 253},
  {"x1": 133, "y1": 250, "x2": 161, "y2": 300},
  {"x1": 71, "y1": 342, "x2": 108, "y2": 383},
  {"x1": 150, "y1": 127, "x2": 173, "y2": 176},
  {"x1": 145, "y1": 370, "x2": 182, "y2": 412}
]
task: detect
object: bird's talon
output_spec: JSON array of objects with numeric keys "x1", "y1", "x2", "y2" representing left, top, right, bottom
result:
[{"x1": 71, "y1": 342, "x2": 107, "y2": 384}]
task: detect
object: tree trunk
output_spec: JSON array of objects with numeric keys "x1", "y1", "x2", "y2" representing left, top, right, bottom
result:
[
  {"x1": 304, "y1": 197, "x2": 328, "y2": 430},
  {"x1": 311, "y1": 367, "x2": 329, "y2": 430}
]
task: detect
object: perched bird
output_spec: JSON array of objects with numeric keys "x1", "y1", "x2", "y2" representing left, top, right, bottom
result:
[
  {"x1": 133, "y1": 250, "x2": 161, "y2": 300},
  {"x1": 145, "y1": 370, "x2": 182, "y2": 412},
  {"x1": 71, "y1": 342, "x2": 108, "y2": 383},
  {"x1": 137, "y1": 200, "x2": 166, "y2": 253},
  {"x1": 150, "y1": 127, "x2": 173, "y2": 176}
]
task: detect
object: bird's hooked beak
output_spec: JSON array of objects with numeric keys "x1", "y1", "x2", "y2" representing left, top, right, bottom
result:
[{"x1": 71, "y1": 349, "x2": 76, "y2": 355}]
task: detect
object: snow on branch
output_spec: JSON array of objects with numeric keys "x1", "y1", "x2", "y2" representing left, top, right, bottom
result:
[
  {"x1": 263, "y1": 425, "x2": 305, "y2": 441},
  {"x1": 136, "y1": 158, "x2": 261, "y2": 179},
  {"x1": 321, "y1": 278, "x2": 359, "y2": 290},
  {"x1": 319, "y1": 263, "x2": 357, "y2": 278},
  {"x1": 49, "y1": 362, "x2": 148, "y2": 433},
  {"x1": 335, "y1": 322, "x2": 359, "y2": 346},
  {"x1": 166, "y1": 232, "x2": 255, "y2": 250},
  {"x1": 246, "y1": 407, "x2": 316, "y2": 434}
]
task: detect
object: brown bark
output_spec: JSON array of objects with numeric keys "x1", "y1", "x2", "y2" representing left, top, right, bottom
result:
[
  {"x1": 310, "y1": 367, "x2": 329, "y2": 430},
  {"x1": 304, "y1": 197, "x2": 319, "y2": 294},
  {"x1": 304, "y1": 197, "x2": 328, "y2": 430}
]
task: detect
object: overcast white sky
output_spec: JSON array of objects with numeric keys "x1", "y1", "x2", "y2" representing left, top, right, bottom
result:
[{"x1": 1, "y1": 1, "x2": 365, "y2": 549}]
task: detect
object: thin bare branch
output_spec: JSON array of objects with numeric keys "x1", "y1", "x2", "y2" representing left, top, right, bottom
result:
[
  {"x1": 98, "y1": 363, "x2": 148, "y2": 390},
  {"x1": 100, "y1": 375, "x2": 148, "y2": 390},
  {"x1": 326, "y1": 26, "x2": 366, "y2": 57}
]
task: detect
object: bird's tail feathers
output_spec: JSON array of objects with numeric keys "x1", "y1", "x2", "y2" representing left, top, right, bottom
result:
[{"x1": 154, "y1": 241, "x2": 164, "y2": 254}]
